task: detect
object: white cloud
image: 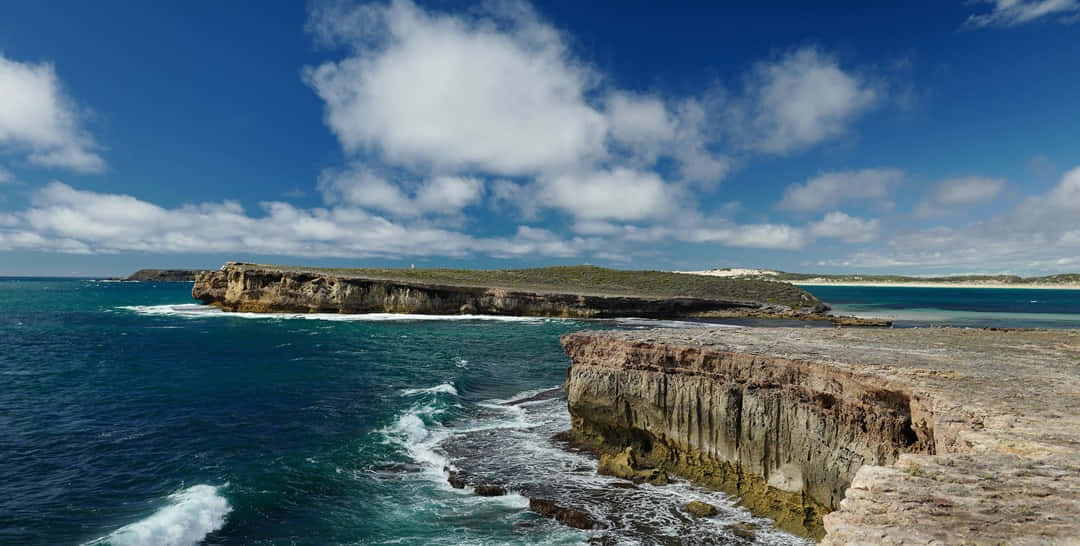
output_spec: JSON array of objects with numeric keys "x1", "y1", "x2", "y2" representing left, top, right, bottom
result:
[
  {"x1": 734, "y1": 48, "x2": 877, "y2": 154},
  {"x1": 966, "y1": 0, "x2": 1080, "y2": 27},
  {"x1": 832, "y1": 166, "x2": 1080, "y2": 273},
  {"x1": 686, "y1": 223, "x2": 807, "y2": 250},
  {"x1": 304, "y1": 2, "x2": 878, "y2": 225},
  {"x1": 0, "y1": 166, "x2": 11, "y2": 184},
  {"x1": 304, "y1": 0, "x2": 607, "y2": 176},
  {"x1": 0, "y1": 55, "x2": 104, "y2": 173},
  {"x1": 809, "y1": 211, "x2": 880, "y2": 243},
  {"x1": 915, "y1": 176, "x2": 1005, "y2": 217},
  {"x1": 0, "y1": 181, "x2": 594, "y2": 259},
  {"x1": 538, "y1": 168, "x2": 679, "y2": 221},
  {"x1": 318, "y1": 167, "x2": 483, "y2": 217},
  {"x1": 777, "y1": 168, "x2": 903, "y2": 211}
]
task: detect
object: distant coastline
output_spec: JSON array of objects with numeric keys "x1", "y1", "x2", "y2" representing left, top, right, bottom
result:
[{"x1": 679, "y1": 268, "x2": 1080, "y2": 290}]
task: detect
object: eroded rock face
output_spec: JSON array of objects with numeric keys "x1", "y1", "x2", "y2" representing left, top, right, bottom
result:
[
  {"x1": 563, "y1": 327, "x2": 1080, "y2": 543},
  {"x1": 564, "y1": 331, "x2": 932, "y2": 539},
  {"x1": 192, "y1": 263, "x2": 824, "y2": 319}
]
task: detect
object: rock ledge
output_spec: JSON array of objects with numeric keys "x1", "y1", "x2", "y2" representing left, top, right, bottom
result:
[{"x1": 562, "y1": 327, "x2": 1080, "y2": 543}]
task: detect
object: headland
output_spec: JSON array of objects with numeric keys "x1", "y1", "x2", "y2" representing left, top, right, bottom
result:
[{"x1": 191, "y1": 261, "x2": 848, "y2": 321}]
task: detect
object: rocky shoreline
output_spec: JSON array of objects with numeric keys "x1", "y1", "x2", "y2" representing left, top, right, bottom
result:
[
  {"x1": 191, "y1": 262, "x2": 886, "y2": 324},
  {"x1": 561, "y1": 327, "x2": 1080, "y2": 543}
]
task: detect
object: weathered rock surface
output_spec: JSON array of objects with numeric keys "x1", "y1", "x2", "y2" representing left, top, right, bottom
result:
[
  {"x1": 596, "y1": 447, "x2": 669, "y2": 485},
  {"x1": 126, "y1": 268, "x2": 208, "y2": 282},
  {"x1": 563, "y1": 327, "x2": 1080, "y2": 543},
  {"x1": 193, "y1": 262, "x2": 830, "y2": 319},
  {"x1": 528, "y1": 498, "x2": 608, "y2": 529},
  {"x1": 685, "y1": 500, "x2": 719, "y2": 518}
]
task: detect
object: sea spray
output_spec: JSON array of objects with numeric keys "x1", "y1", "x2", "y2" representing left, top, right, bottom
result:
[{"x1": 86, "y1": 485, "x2": 230, "y2": 546}]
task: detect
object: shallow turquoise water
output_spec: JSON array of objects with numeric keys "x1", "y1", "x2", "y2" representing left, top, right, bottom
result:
[
  {"x1": 0, "y1": 279, "x2": 802, "y2": 546},
  {"x1": 803, "y1": 285, "x2": 1080, "y2": 329}
]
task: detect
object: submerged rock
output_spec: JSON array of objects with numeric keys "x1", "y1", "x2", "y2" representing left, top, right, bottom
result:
[
  {"x1": 730, "y1": 522, "x2": 758, "y2": 541},
  {"x1": 528, "y1": 498, "x2": 607, "y2": 530}
]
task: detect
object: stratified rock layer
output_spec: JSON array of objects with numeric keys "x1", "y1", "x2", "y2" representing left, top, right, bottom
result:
[
  {"x1": 563, "y1": 327, "x2": 1080, "y2": 543},
  {"x1": 192, "y1": 262, "x2": 827, "y2": 319}
]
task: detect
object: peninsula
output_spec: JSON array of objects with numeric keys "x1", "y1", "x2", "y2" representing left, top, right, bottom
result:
[
  {"x1": 191, "y1": 261, "x2": 840, "y2": 320},
  {"x1": 563, "y1": 327, "x2": 1080, "y2": 543},
  {"x1": 125, "y1": 269, "x2": 208, "y2": 282},
  {"x1": 681, "y1": 268, "x2": 1080, "y2": 290}
]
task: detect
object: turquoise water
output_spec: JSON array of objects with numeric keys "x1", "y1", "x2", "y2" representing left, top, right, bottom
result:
[
  {"x1": 803, "y1": 285, "x2": 1080, "y2": 329},
  {"x1": 0, "y1": 279, "x2": 802, "y2": 546}
]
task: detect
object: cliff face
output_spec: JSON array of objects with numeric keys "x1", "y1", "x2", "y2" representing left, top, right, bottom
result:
[
  {"x1": 563, "y1": 327, "x2": 1080, "y2": 543},
  {"x1": 192, "y1": 263, "x2": 825, "y2": 319},
  {"x1": 564, "y1": 331, "x2": 932, "y2": 538}
]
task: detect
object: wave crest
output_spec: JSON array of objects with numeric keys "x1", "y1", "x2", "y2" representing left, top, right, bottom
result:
[{"x1": 86, "y1": 484, "x2": 230, "y2": 546}]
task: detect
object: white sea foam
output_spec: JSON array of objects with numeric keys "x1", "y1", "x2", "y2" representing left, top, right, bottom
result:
[
  {"x1": 119, "y1": 304, "x2": 560, "y2": 323},
  {"x1": 401, "y1": 383, "x2": 459, "y2": 396},
  {"x1": 85, "y1": 484, "x2": 231, "y2": 546},
  {"x1": 380, "y1": 403, "x2": 453, "y2": 479}
]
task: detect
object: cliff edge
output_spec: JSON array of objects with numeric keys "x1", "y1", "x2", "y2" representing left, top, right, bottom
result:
[
  {"x1": 193, "y1": 262, "x2": 830, "y2": 319},
  {"x1": 563, "y1": 327, "x2": 1080, "y2": 543}
]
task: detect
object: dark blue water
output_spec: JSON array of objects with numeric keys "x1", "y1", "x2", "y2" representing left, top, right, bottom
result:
[
  {"x1": 803, "y1": 285, "x2": 1080, "y2": 328},
  {"x1": 0, "y1": 279, "x2": 803, "y2": 546}
]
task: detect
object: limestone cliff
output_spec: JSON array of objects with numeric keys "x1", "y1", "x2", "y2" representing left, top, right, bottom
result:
[
  {"x1": 193, "y1": 262, "x2": 829, "y2": 319},
  {"x1": 563, "y1": 327, "x2": 1080, "y2": 543}
]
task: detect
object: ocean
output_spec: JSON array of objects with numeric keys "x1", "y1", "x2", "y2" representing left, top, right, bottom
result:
[
  {"x1": 803, "y1": 284, "x2": 1080, "y2": 329},
  {"x1": 3, "y1": 279, "x2": 1078, "y2": 546}
]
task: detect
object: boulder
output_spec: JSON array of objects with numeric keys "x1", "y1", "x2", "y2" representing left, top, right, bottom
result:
[{"x1": 685, "y1": 500, "x2": 719, "y2": 518}]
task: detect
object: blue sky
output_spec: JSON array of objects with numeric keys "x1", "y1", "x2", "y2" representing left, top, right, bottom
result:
[{"x1": 0, "y1": 0, "x2": 1078, "y2": 276}]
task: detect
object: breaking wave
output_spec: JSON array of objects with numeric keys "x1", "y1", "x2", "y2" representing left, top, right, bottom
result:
[{"x1": 85, "y1": 484, "x2": 230, "y2": 546}]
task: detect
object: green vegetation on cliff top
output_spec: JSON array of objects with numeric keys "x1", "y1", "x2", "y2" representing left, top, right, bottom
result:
[{"x1": 235, "y1": 263, "x2": 821, "y2": 308}]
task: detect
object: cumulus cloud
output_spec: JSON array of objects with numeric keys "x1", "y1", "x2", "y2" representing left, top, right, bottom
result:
[
  {"x1": 304, "y1": 0, "x2": 607, "y2": 176},
  {"x1": 966, "y1": 0, "x2": 1080, "y2": 27},
  {"x1": 0, "y1": 181, "x2": 831, "y2": 260},
  {"x1": 915, "y1": 176, "x2": 1005, "y2": 217},
  {"x1": 303, "y1": 1, "x2": 877, "y2": 225},
  {"x1": 537, "y1": 168, "x2": 680, "y2": 222},
  {"x1": 732, "y1": 48, "x2": 878, "y2": 154},
  {"x1": 777, "y1": 168, "x2": 903, "y2": 211},
  {"x1": 831, "y1": 166, "x2": 1080, "y2": 273},
  {"x1": 809, "y1": 211, "x2": 880, "y2": 243},
  {"x1": 0, "y1": 181, "x2": 593, "y2": 259},
  {"x1": 0, "y1": 55, "x2": 104, "y2": 173},
  {"x1": 318, "y1": 167, "x2": 483, "y2": 217}
]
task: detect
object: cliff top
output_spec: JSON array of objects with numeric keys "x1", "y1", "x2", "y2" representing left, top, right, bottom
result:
[
  {"x1": 226, "y1": 262, "x2": 824, "y2": 309},
  {"x1": 566, "y1": 327, "x2": 1080, "y2": 543}
]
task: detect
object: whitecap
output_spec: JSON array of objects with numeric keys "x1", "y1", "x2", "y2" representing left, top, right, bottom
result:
[
  {"x1": 379, "y1": 404, "x2": 452, "y2": 479},
  {"x1": 401, "y1": 383, "x2": 459, "y2": 397},
  {"x1": 85, "y1": 484, "x2": 231, "y2": 546}
]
